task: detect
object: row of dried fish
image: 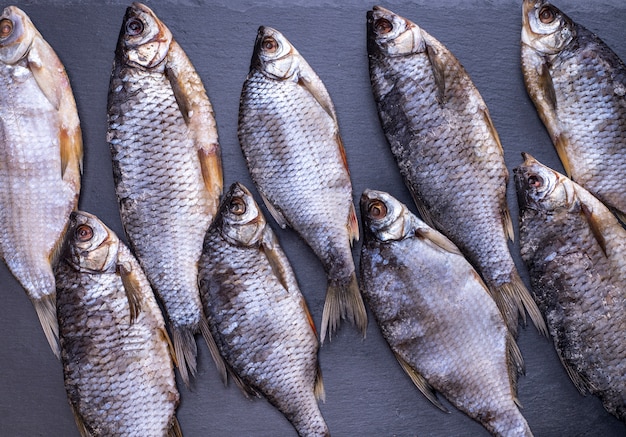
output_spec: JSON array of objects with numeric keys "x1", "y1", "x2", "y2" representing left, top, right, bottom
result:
[{"x1": 1, "y1": 0, "x2": 625, "y2": 436}]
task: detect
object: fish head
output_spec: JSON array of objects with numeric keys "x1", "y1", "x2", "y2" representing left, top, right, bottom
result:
[
  {"x1": 366, "y1": 6, "x2": 425, "y2": 57},
  {"x1": 64, "y1": 211, "x2": 120, "y2": 274},
  {"x1": 217, "y1": 182, "x2": 267, "y2": 247},
  {"x1": 521, "y1": 0, "x2": 574, "y2": 55},
  {"x1": 360, "y1": 189, "x2": 414, "y2": 242},
  {"x1": 0, "y1": 6, "x2": 37, "y2": 65},
  {"x1": 116, "y1": 2, "x2": 172, "y2": 70},
  {"x1": 251, "y1": 26, "x2": 300, "y2": 81},
  {"x1": 514, "y1": 153, "x2": 576, "y2": 214}
]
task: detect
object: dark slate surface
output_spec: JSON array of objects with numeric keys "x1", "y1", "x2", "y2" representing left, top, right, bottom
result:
[{"x1": 1, "y1": 1, "x2": 625, "y2": 436}]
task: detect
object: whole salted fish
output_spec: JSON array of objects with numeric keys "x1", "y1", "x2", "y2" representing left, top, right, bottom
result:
[
  {"x1": 198, "y1": 182, "x2": 328, "y2": 437},
  {"x1": 515, "y1": 153, "x2": 626, "y2": 422},
  {"x1": 521, "y1": 0, "x2": 626, "y2": 220},
  {"x1": 367, "y1": 6, "x2": 545, "y2": 337},
  {"x1": 107, "y1": 2, "x2": 224, "y2": 385},
  {"x1": 238, "y1": 26, "x2": 365, "y2": 342},
  {"x1": 0, "y1": 6, "x2": 82, "y2": 357},
  {"x1": 55, "y1": 211, "x2": 181, "y2": 437},
  {"x1": 359, "y1": 189, "x2": 531, "y2": 437}
]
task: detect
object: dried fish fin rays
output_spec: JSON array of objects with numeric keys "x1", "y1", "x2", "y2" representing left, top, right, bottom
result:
[
  {"x1": 425, "y1": 43, "x2": 446, "y2": 104},
  {"x1": 198, "y1": 316, "x2": 228, "y2": 384},
  {"x1": 321, "y1": 272, "x2": 366, "y2": 342},
  {"x1": 198, "y1": 147, "x2": 223, "y2": 212},
  {"x1": 414, "y1": 225, "x2": 461, "y2": 255},
  {"x1": 347, "y1": 202, "x2": 359, "y2": 244},
  {"x1": 167, "y1": 417, "x2": 183, "y2": 437},
  {"x1": 26, "y1": 37, "x2": 63, "y2": 110},
  {"x1": 395, "y1": 352, "x2": 448, "y2": 413},
  {"x1": 296, "y1": 68, "x2": 337, "y2": 124},
  {"x1": 314, "y1": 364, "x2": 326, "y2": 402},
  {"x1": 580, "y1": 201, "x2": 608, "y2": 257},
  {"x1": 259, "y1": 190, "x2": 289, "y2": 229},
  {"x1": 170, "y1": 326, "x2": 198, "y2": 387},
  {"x1": 117, "y1": 262, "x2": 142, "y2": 323},
  {"x1": 33, "y1": 295, "x2": 60, "y2": 358},
  {"x1": 69, "y1": 402, "x2": 93, "y2": 437}
]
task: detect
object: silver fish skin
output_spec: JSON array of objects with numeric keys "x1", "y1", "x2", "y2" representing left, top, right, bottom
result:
[
  {"x1": 107, "y1": 2, "x2": 224, "y2": 386},
  {"x1": 198, "y1": 182, "x2": 328, "y2": 437},
  {"x1": 55, "y1": 211, "x2": 181, "y2": 437},
  {"x1": 521, "y1": 0, "x2": 626, "y2": 220},
  {"x1": 359, "y1": 189, "x2": 531, "y2": 437},
  {"x1": 237, "y1": 26, "x2": 365, "y2": 342},
  {"x1": 366, "y1": 6, "x2": 546, "y2": 338},
  {"x1": 0, "y1": 6, "x2": 82, "y2": 357},
  {"x1": 515, "y1": 153, "x2": 626, "y2": 422}
]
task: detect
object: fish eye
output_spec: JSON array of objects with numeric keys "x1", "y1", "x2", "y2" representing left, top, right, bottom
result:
[
  {"x1": 0, "y1": 19, "x2": 13, "y2": 39},
  {"x1": 262, "y1": 37, "x2": 278, "y2": 53},
  {"x1": 368, "y1": 200, "x2": 387, "y2": 219},
  {"x1": 75, "y1": 224, "x2": 94, "y2": 242},
  {"x1": 229, "y1": 197, "x2": 246, "y2": 216},
  {"x1": 538, "y1": 6, "x2": 556, "y2": 24},
  {"x1": 126, "y1": 17, "x2": 144, "y2": 36},
  {"x1": 374, "y1": 18, "x2": 393, "y2": 34},
  {"x1": 528, "y1": 174, "x2": 543, "y2": 189}
]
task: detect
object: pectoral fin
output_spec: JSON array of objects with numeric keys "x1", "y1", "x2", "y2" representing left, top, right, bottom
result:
[
  {"x1": 297, "y1": 67, "x2": 337, "y2": 123},
  {"x1": 27, "y1": 37, "x2": 63, "y2": 110},
  {"x1": 116, "y1": 262, "x2": 142, "y2": 323},
  {"x1": 414, "y1": 226, "x2": 461, "y2": 255},
  {"x1": 580, "y1": 202, "x2": 608, "y2": 257},
  {"x1": 426, "y1": 43, "x2": 446, "y2": 104}
]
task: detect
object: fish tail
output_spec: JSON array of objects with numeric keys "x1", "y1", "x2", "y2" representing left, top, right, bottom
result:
[
  {"x1": 494, "y1": 274, "x2": 548, "y2": 338},
  {"x1": 320, "y1": 272, "x2": 367, "y2": 342},
  {"x1": 171, "y1": 325, "x2": 198, "y2": 387},
  {"x1": 199, "y1": 316, "x2": 228, "y2": 385},
  {"x1": 314, "y1": 363, "x2": 326, "y2": 403},
  {"x1": 33, "y1": 295, "x2": 60, "y2": 359}
]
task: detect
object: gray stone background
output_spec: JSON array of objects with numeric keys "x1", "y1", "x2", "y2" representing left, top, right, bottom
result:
[{"x1": 1, "y1": 1, "x2": 625, "y2": 435}]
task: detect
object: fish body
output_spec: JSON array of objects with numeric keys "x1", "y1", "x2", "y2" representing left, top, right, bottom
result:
[
  {"x1": 359, "y1": 189, "x2": 531, "y2": 437},
  {"x1": 237, "y1": 26, "x2": 365, "y2": 341},
  {"x1": 521, "y1": 0, "x2": 626, "y2": 220},
  {"x1": 515, "y1": 154, "x2": 626, "y2": 422},
  {"x1": 55, "y1": 211, "x2": 180, "y2": 437},
  {"x1": 107, "y1": 2, "x2": 223, "y2": 385},
  {"x1": 0, "y1": 6, "x2": 82, "y2": 357},
  {"x1": 366, "y1": 6, "x2": 545, "y2": 337},
  {"x1": 198, "y1": 183, "x2": 328, "y2": 437}
]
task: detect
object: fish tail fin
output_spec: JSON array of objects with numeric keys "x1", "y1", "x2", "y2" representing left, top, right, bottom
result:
[
  {"x1": 320, "y1": 272, "x2": 367, "y2": 343},
  {"x1": 171, "y1": 325, "x2": 198, "y2": 388},
  {"x1": 314, "y1": 363, "x2": 326, "y2": 403},
  {"x1": 494, "y1": 274, "x2": 547, "y2": 338},
  {"x1": 199, "y1": 316, "x2": 228, "y2": 385},
  {"x1": 33, "y1": 295, "x2": 60, "y2": 359},
  {"x1": 167, "y1": 416, "x2": 183, "y2": 437}
]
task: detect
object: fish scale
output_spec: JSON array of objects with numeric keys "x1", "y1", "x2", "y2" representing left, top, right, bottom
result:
[
  {"x1": 199, "y1": 182, "x2": 328, "y2": 437},
  {"x1": 108, "y1": 3, "x2": 223, "y2": 386}
]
